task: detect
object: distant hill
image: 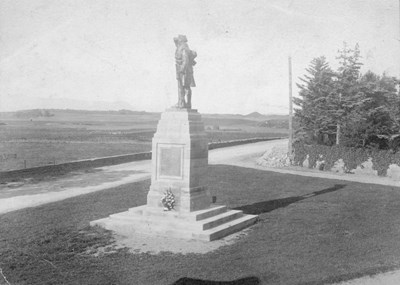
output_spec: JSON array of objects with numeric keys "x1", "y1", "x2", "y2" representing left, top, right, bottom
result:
[
  {"x1": 244, "y1": 112, "x2": 288, "y2": 120},
  {"x1": 0, "y1": 108, "x2": 156, "y2": 116},
  {"x1": 14, "y1": 109, "x2": 55, "y2": 118},
  {"x1": 244, "y1": 112, "x2": 266, "y2": 119},
  {"x1": 1, "y1": 96, "x2": 135, "y2": 112}
]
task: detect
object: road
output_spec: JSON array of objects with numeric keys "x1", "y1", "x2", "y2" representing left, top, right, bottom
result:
[{"x1": 0, "y1": 139, "x2": 287, "y2": 215}]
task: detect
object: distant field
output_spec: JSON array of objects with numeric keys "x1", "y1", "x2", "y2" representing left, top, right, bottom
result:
[{"x1": 0, "y1": 110, "x2": 287, "y2": 171}]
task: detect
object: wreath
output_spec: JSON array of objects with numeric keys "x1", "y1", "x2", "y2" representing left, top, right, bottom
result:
[{"x1": 161, "y1": 189, "x2": 175, "y2": 211}]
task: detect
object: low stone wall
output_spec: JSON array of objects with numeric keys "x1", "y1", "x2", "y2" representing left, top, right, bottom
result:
[
  {"x1": 208, "y1": 137, "x2": 281, "y2": 150},
  {"x1": 0, "y1": 152, "x2": 151, "y2": 181},
  {"x1": 256, "y1": 143, "x2": 290, "y2": 168},
  {"x1": 0, "y1": 137, "x2": 283, "y2": 180}
]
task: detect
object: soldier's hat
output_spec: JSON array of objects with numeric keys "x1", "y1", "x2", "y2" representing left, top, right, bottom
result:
[{"x1": 177, "y1": 35, "x2": 188, "y2": 42}]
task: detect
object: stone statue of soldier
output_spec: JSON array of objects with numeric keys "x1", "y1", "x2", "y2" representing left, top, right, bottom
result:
[{"x1": 174, "y1": 35, "x2": 197, "y2": 109}]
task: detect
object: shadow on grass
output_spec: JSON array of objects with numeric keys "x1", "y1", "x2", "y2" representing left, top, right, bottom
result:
[
  {"x1": 235, "y1": 184, "x2": 346, "y2": 215},
  {"x1": 172, "y1": 276, "x2": 260, "y2": 285}
]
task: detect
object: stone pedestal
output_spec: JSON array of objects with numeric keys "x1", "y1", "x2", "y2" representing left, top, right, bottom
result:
[
  {"x1": 91, "y1": 108, "x2": 257, "y2": 241},
  {"x1": 146, "y1": 108, "x2": 210, "y2": 212}
]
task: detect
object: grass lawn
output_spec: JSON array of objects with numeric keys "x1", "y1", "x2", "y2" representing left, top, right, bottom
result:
[{"x1": 1, "y1": 165, "x2": 400, "y2": 284}]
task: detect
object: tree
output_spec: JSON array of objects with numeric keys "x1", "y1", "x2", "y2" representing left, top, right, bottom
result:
[
  {"x1": 380, "y1": 74, "x2": 400, "y2": 133},
  {"x1": 342, "y1": 71, "x2": 400, "y2": 148},
  {"x1": 295, "y1": 43, "x2": 400, "y2": 149},
  {"x1": 331, "y1": 42, "x2": 365, "y2": 145},
  {"x1": 294, "y1": 56, "x2": 336, "y2": 144}
]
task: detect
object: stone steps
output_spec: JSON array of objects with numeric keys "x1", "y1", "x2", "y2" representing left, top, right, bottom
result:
[
  {"x1": 129, "y1": 204, "x2": 228, "y2": 221},
  {"x1": 91, "y1": 205, "x2": 258, "y2": 241},
  {"x1": 199, "y1": 209, "x2": 243, "y2": 230},
  {"x1": 108, "y1": 208, "x2": 243, "y2": 231},
  {"x1": 195, "y1": 214, "x2": 259, "y2": 241},
  {"x1": 188, "y1": 205, "x2": 228, "y2": 221}
]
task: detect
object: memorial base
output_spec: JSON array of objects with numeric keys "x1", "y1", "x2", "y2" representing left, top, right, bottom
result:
[
  {"x1": 90, "y1": 205, "x2": 258, "y2": 241},
  {"x1": 90, "y1": 108, "x2": 258, "y2": 241}
]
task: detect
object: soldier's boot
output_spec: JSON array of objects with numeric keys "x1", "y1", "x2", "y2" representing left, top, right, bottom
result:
[{"x1": 186, "y1": 88, "x2": 192, "y2": 109}]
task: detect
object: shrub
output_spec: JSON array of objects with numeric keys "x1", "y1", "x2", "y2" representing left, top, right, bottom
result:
[
  {"x1": 369, "y1": 149, "x2": 392, "y2": 176},
  {"x1": 293, "y1": 142, "x2": 396, "y2": 176}
]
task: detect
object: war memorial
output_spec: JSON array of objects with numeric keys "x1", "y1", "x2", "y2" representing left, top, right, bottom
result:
[{"x1": 90, "y1": 35, "x2": 258, "y2": 241}]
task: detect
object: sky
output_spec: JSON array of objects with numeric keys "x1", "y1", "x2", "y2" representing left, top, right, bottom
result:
[{"x1": 0, "y1": 0, "x2": 399, "y2": 114}]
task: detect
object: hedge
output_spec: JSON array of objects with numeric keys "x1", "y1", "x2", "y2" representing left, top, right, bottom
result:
[{"x1": 293, "y1": 142, "x2": 400, "y2": 176}]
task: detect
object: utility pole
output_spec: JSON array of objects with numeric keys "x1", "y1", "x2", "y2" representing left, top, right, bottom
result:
[{"x1": 288, "y1": 56, "x2": 293, "y2": 159}]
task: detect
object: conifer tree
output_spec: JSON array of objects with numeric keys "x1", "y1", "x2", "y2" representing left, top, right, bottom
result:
[
  {"x1": 294, "y1": 56, "x2": 335, "y2": 144},
  {"x1": 343, "y1": 71, "x2": 400, "y2": 148},
  {"x1": 331, "y1": 42, "x2": 364, "y2": 145}
]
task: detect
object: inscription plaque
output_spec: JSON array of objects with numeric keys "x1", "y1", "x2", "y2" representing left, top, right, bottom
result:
[{"x1": 158, "y1": 145, "x2": 183, "y2": 178}]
